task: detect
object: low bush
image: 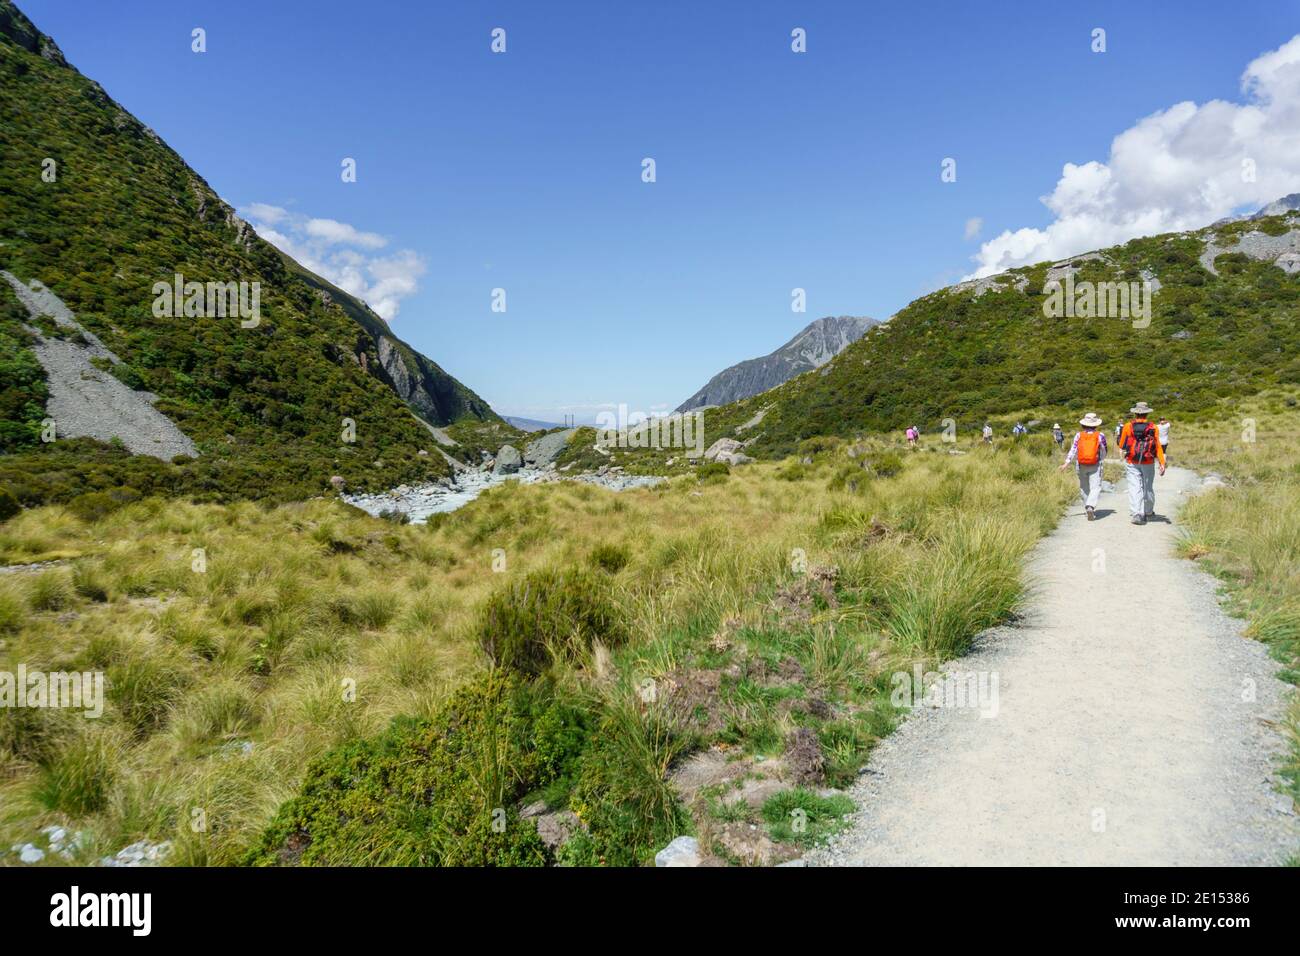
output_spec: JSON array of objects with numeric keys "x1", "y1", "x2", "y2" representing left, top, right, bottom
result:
[
  {"x1": 476, "y1": 567, "x2": 627, "y2": 675},
  {"x1": 244, "y1": 672, "x2": 552, "y2": 866}
]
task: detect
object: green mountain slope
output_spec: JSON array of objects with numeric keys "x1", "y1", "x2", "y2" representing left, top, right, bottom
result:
[
  {"x1": 0, "y1": 0, "x2": 495, "y2": 505},
  {"x1": 706, "y1": 214, "x2": 1300, "y2": 456}
]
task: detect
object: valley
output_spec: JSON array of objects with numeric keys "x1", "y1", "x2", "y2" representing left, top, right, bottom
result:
[{"x1": 0, "y1": 0, "x2": 1298, "y2": 880}]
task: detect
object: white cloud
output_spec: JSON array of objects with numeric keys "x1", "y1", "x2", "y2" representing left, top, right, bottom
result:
[
  {"x1": 964, "y1": 217, "x2": 983, "y2": 240},
  {"x1": 245, "y1": 202, "x2": 289, "y2": 225},
  {"x1": 303, "y1": 217, "x2": 387, "y2": 249},
  {"x1": 967, "y1": 34, "x2": 1300, "y2": 279},
  {"x1": 240, "y1": 205, "x2": 424, "y2": 320}
]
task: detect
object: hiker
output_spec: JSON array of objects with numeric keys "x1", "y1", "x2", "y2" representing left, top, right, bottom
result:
[
  {"x1": 1117, "y1": 401, "x2": 1167, "y2": 524},
  {"x1": 1157, "y1": 416, "x2": 1171, "y2": 456},
  {"x1": 982, "y1": 423, "x2": 993, "y2": 444},
  {"x1": 906, "y1": 426, "x2": 917, "y2": 448},
  {"x1": 1052, "y1": 423, "x2": 1064, "y2": 447},
  {"x1": 1012, "y1": 422, "x2": 1025, "y2": 436},
  {"x1": 1058, "y1": 413, "x2": 1107, "y2": 520}
]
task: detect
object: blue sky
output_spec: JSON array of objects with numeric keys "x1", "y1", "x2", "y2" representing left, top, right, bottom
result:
[{"x1": 21, "y1": 0, "x2": 1300, "y2": 422}]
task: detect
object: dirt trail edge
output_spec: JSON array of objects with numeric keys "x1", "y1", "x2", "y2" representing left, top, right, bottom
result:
[{"x1": 809, "y1": 466, "x2": 1299, "y2": 866}]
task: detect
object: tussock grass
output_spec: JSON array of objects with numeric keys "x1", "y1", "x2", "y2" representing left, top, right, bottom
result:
[
  {"x1": 0, "y1": 436, "x2": 1072, "y2": 864},
  {"x1": 1174, "y1": 401, "x2": 1300, "y2": 825}
]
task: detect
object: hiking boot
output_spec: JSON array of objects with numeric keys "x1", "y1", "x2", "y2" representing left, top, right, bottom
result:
[
  {"x1": 1086, "y1": 507, "x2": 1095, "y2": 521},
  {"x1": 1131, "y1": 515, "x2": 1145, "y2": 525}
]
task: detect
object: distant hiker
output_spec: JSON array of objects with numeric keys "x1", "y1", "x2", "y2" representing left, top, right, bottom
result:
[
  {"x1": 1052, "y1": 423, "x2": 1064, "y2": 447},
  {"x1": 1059, "y1": 413, "x2": 1107, "y2": 520},
  {"x1": 1117, "y1": 401, "x2": 1167, "y2": 524},
  {"x1": 1157, "y1": 416, "x2": 1171, "y2": 456},
  {"x1": 1114, "y1": 421, "x2": 1123, "y2": 447},
  {"x1": 906, "y1": 426, "x2": 918, "y2": 448},
  {"x1": 982, "y1": 423, "x2": 993, "y2": 444},
  {"x1": 1012, "y1": 422, "x2": 1025, "y2": 436}
]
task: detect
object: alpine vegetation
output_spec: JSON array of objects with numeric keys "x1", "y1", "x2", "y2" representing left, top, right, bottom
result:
[{"x1": 0, "y1": 0, "x2": 1298, "y2": 895}]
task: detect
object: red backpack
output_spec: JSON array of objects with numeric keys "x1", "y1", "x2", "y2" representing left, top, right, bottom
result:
[{"x1": 1125, "y1": 421, "x2": 1157, "y2": 464}]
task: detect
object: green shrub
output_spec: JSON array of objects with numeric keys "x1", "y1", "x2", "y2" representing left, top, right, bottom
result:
[
  {"x1": 568, "y1": 694, "x2": 690, "y2": 866},
  {"x1": 0, "y1": 486, "x2": 19, "y2": 521},
  {"x1": 798, "y1": 436, "x2": 842, "y2": 457},
  {"x1": 67, "y1": 487, "x2": 141, "y2": 523},
  {"x1": 695, "y1": 462, "x2": 730, "y2": 481},
  {"x1": 475, "y1": 566, "x2": 627, "y2": 675},
  {"x1": 245, "y1": 672, "x2": 549, "y2": 866}
]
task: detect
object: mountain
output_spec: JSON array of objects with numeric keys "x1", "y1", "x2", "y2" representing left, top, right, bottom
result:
[
  {"x1": 1252, "y1": 193, "x2": 1300, "y2": 220},
  {"x1": 675, "y1": 315, "x2": 877, "y2": 412},
  {"x1": 0, "y1": 0, "x2": 497, "y2": 505},
  {"x1": 704, "y1": 203, "x2": 1300, "y2": 457}
]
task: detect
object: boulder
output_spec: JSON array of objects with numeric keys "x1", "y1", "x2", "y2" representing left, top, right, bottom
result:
[
  {"x1": 329, "y1": 475, "x2": 347, "y2": 492},
  {"x1": 703, "y1": 438, "x2": 743, "y2": 462},
  {"x1": 523, "y1": 428, "x2": 575, "y2": 467},
  {"x1": 533, "y1": 810, "x2": 583, "y2": 850},
  {"x1": 654, "y1": 835, "x2": 702, "y2": 867},
  {"x1": 493, "y1": 445, "x2": 522, "y2": 475}
]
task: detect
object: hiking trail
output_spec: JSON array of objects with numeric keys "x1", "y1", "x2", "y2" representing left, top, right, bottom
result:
[{"x1": 809, "y1": 466, "x2": 1299, "y2": 866}]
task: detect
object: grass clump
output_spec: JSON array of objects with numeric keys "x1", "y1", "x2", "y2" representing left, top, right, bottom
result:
[
  {"x1": 476, "y1": 566, "x2": 627, "y2": 675},
  {"x1": 588, "y1": 542, "x2": 630, "y2": 574},
  {"x1": 761, "y1": 787, "x2": 855, "y2": 846},
  {"x1": 37, "y1": 729, "x2": 118, "y2": 817}
]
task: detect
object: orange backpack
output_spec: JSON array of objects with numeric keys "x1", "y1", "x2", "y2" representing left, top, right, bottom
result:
[{"x1": 1076, "y1": 431, "x2": 1101, "y2": 465}]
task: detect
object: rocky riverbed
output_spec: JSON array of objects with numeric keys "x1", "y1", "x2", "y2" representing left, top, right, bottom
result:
[{"x1": 342, "y1": 465, "x2": 665, "y2": 523}]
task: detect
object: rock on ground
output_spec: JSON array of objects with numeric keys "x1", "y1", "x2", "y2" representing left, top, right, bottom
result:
[
  {"x1": 655, "y1": 836, "x2": 702, "y2": 867},
  {"x1": 523, "y1": 428, "x2": 575, "y2": 467},
  {"x1": 703, "y1": 437, "x2": 742, "y2": 462},
  {"x1": 492, "y1": 444, "x2": 523, "y2": 475}
]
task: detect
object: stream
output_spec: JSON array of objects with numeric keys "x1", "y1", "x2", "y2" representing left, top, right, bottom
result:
[{"x1": 342, "y1": 467, "x2": 665, "y2": 523}]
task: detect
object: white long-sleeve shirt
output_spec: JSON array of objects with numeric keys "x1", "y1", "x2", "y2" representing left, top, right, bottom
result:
[{"x1": 1065, "y1": 431, "x2": 1107, "y2": 466}]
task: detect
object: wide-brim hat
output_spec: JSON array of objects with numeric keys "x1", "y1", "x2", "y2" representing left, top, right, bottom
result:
[
  {"x1": 1080, "y1": 412, "x2": 1103, "y2": 427},
  {"x1": 1053, "y1": 423, "x2": 1060, "y2": 428},
  {"x1": 1130, "y1": 401, "x2": 1154, "y2": 415}
]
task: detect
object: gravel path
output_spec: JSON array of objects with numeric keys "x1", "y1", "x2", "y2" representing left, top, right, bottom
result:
[{"x1": 809, "y1": 466, "x2": 1298, "y2": 866}]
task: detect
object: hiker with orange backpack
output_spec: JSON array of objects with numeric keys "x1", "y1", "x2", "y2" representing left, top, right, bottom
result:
[
  {"x1": 1058, "y1": 412, "x2": 1107, "y2": 520},
  {"x1": 1117, "y1": 401, "x2": 1167, "y2": 524}
]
